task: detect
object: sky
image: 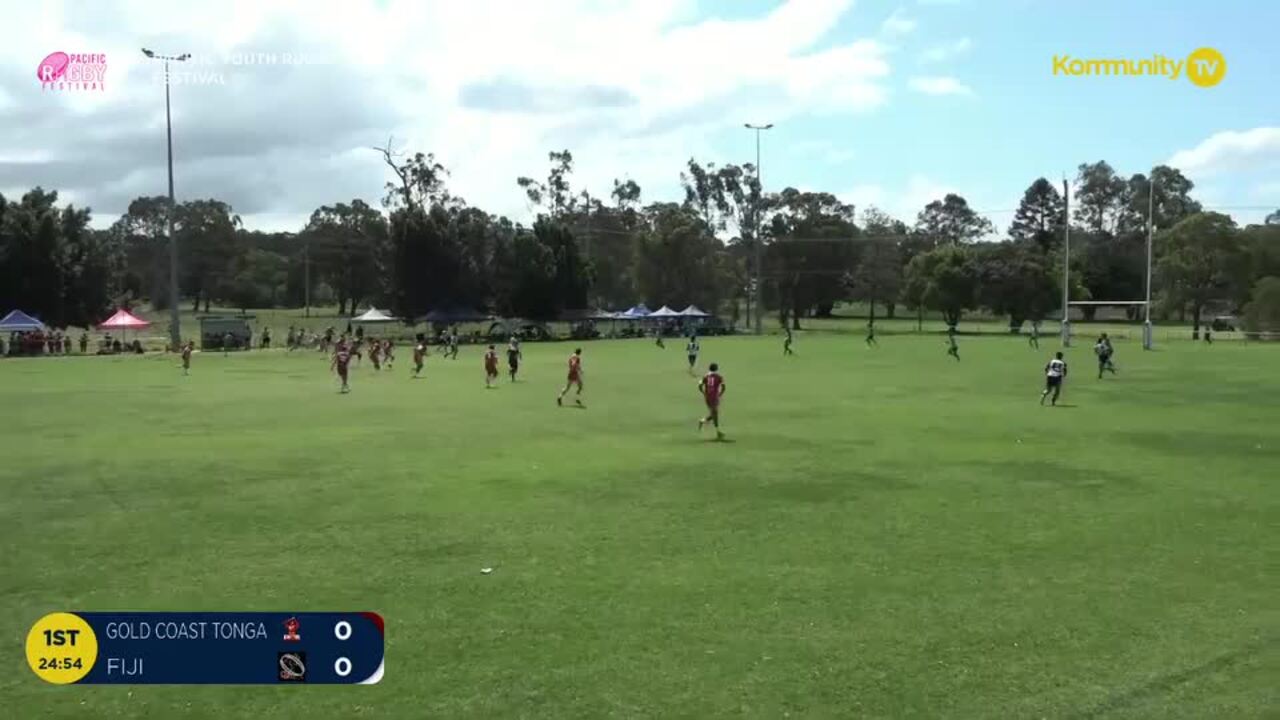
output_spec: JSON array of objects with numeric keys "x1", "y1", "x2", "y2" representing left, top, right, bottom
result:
[{"x1": 1, "y1": 0, "x2": 1277, "y2": 234}]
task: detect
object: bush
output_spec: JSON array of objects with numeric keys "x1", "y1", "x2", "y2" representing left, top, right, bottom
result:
[{"x1": 1243, "y1": 276, "x2": 1280, "y2": 334}]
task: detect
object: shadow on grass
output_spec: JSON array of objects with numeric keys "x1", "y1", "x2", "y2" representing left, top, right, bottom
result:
[{"x1": 1071, "y1": 636, "x2": 1275, "y2": 719}]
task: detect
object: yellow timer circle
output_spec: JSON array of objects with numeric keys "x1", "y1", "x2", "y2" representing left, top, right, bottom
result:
[{"x1": 26, "y1": 612, "x2": 97, "y2": 684}]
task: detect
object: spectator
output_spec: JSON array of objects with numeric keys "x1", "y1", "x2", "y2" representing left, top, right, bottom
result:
[{"x1": 79, "y1": 333, "x2": 88, "y2": 353}]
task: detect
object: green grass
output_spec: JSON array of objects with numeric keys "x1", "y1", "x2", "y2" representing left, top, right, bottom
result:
[{"x1": 1, "y1": 334, "x2": 1276, "y2": 718}]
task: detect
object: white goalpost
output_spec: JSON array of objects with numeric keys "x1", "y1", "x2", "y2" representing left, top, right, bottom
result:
[{"x1": 1059, "y1": 175, "x2": 1157, "y2": 350}]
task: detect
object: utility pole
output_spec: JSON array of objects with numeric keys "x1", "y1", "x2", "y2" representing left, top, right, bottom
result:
[
  {"x1": 744, "y1": 123, "x2": 773, "y2": 335},
  {"x1": 142, "y1": 48, "x2": 189, "y2": 349}
]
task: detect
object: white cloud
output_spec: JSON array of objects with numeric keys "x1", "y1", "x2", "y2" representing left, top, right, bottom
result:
[
  {"x1": 840, "y1": 174, "x2": 958, "y2": 222},
  {"x1": 918, "y1": 37, "x2": 972, "y2": 64},
  {"x1": 880, "y1": 8, "x2": 916, "y2": 37},
  {"x1": 1166, "y1": 127, "x2": 1280, "y2": 178},
  {"x1": 1, "y1": 0, "x2": 892, "y2": 230},
  {"x1": 907, "y1": 75, "x2": 974, "y2": 96}
]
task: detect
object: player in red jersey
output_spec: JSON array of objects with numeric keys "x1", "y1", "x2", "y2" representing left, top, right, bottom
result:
[
  {"x1": 369, "y1": 337, "x2": 382, "y2": 371},
  {"x1": 557, "y1": 348, "x2": 584, "y2": 406},
  {"x1": 180, "y1": 340, "x2": 194, "y2": 376},
  {"x1": 412, "y1": 338, "x2": 427, "y2": 378},
  {"x1": 484, "y1": 344, "x2": 500, "y2": 387},
  {"x1": 697, "y1": 362, "x2": 727, "y2": 439},
  {"x1": 382, "y1": 338, "x2": 395, "y2": 369},
  {"x1": 331, "y1": 342, "x2": 353, "y2": 393}
]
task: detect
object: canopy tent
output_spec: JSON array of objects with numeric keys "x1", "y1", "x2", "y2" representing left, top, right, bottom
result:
[
  {"x1": 649, "y1": 306, "x2": 681, "y2": 318},
  {"x1": 0, "y1": 309, "x2": 44, "y2": 332},
  {"x1": 621, "y1": 304, "x2": 651, "y2": 318},
  {"x1": 98, "y1": 308, "x2": 151, "y2": 329},
  {"x1": 588, "y1": 310, "x2": 622, "y2": 321},
  {"x1": 353, "y1": 308, "x2": 396, "y2": 323},
  {"x1": 680, "y1": 305, "x2": 711, "y2": 318}
]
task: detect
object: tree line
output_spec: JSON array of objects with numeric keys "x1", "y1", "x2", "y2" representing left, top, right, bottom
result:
[{"x1": 2, "y1": 152, "x2": 1279, "y2": 335}]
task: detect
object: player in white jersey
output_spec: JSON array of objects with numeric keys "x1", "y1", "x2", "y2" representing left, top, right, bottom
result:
[
  {"x1": 686, "y1": 335, "x2": 700, "y2": 374},
  {"x1": 1040, "y1": 351, "x2": 1068, "y2": 406}
]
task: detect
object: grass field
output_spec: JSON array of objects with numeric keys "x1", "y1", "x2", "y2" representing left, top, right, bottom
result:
[{"x1": 2, "y1": 333, "x2": 1277, "y2": 718}]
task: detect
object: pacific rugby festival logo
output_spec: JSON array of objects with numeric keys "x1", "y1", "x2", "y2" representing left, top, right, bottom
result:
[
  {"x1": 1053, "y1": 47, "x2": 1226, "y2": 88},
  {"x1": 37, "y1": 52, "x2": 108, "y2": 91}
]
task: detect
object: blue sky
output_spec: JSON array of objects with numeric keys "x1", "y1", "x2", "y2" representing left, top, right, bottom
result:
[
  {"x1": 2, "y1": 0, "x2": 1276, "y2": 232},
  {"x1": 699, "y1": 0, "x2": 1280, "y2": 228}
]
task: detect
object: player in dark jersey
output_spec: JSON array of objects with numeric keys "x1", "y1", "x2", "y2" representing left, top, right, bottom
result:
[
  {"x1": 507, "y1": 336, "x2": 522, "y2": 382},
  {"x1": 382, "y1": 338, "x2": 394, "y2": 369},
  {"x1": 331, "y1": 342, "x2": 352, "y2": 393},
  {"x1": 865, "y1": 320, "x2": 877, "y2": 346},
  {"x1": 783, "y1": 326, "x2": 794, "y2": 356},
  {"x1": 697, "y1": 362, "x2": 727, "y2": 440},
  {"x1": 557, "y1": 348, "x2": 584, "y2": 406},
  {"x1": 412, "y1": 339, "x2": 427, "y2": 378},
  {"x1": 1041, "y1": 352, "x2": 1067, "y2": 406},
  {"x1": 484, "y1": 345, "x2": 500, "y2": 388},
  {"x1": 369, "y1": 337, "x2": 382, "y2": 371},
  {"x1": 946, "y1": 325, "x2": 960, "y2": 361},
  {"x1": 180, "y1": 341, "x2": 193, "y2": 376}
]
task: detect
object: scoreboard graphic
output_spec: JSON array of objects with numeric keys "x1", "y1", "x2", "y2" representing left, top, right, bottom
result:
[{"x1": 26, "y1": 612, "x2": 384, "y2": 685}]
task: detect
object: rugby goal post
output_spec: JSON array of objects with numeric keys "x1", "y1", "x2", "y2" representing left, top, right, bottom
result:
[
  {"x1": 1065, "y1": 301, "x2": 1152, "y2": 348},
  {"x1": 1059, "y1": 177, "x2": 1156, "y2": 350}
]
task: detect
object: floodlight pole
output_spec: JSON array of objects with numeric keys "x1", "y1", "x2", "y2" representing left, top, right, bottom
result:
[
  {"x1": 1143, "y1": 173, "x2": 1155, "y2": 350},
  {"x1": 143, "y1": 48, "x2": 189, "y2": 350},
  {"x1": 745, "y1": 123, "x2": 773, "y2": 335},
  {"x1": 1061, "y1": 178, "x2": 1071, "y2": 347}
]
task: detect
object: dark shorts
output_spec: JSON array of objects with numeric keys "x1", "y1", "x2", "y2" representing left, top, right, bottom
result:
[
  {"x1": 338, "y1": 368, "x2": 349, "y2": 380},
  {"x1": 1046, "y1": 376, "x2": 1061, "y2": 388},
  {"x1": 509, "y1": 357, "x2": 519, "y2": 370},
  {"x1": 688, "y1": 355, "x2": 697, "y2": 365}
]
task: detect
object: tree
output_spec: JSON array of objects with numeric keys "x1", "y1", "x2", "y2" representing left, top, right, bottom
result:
[
  {"x1": 915, "y1": 193, "x2": 993, "y2": 245},
  {"x1": 176, "y1": 199, "x2": 242, "y2": 312},
  {"x1": 517, "y1": 150, "x2": 576, "y2": 217},
  {"x1": 1008, "y1": 178, "x2": 1064, "y2": 252},
  {"x1": 1074, "y1": 161, "x2": 1128, "y2": 235},
  {"x1": 848, "y1": 236, "x2": 901, "y2": 324},
  {"x1": 1266, "y1": 208, "x2": 1280, "y2": 226},
  {"x1": 111, "y1": 196, "x2": 171, "y2": 308},
  {"x1": 861, "y1": 206, "x2": 910, "y2": 318},
  {"x1": 1242, "y1": 276, "x2": 1280, "y2": 334},
  {"x1": 1121, "y1": 165, "x2": 1202, "y2": 235},
  {"x1": 974, "y1": 242, "x2": 1059, "y2": 331},
  {"x1": 765, "y1": 189, "x2": 859, "y2": 326},
  {"x1": 634, "y1": 203, "x2": 722, "y2": 312},
  {"x1": 901, "y1": 244, "x2": 979, "y2": 327},
  {"x1": 1155, "y1": 212, "x2": 1245, "y2": 338},
  {"x1": 304, "y1": 200, "x2": 388, "y2": 315}
]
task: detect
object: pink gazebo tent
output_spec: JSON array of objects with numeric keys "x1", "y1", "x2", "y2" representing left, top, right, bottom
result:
[
  {"x1": 97, "y1": 308, "x2": 151, "y2": 349},
  {"x1": 98, "y1": 308, "x2": 151, "y2": 330}
]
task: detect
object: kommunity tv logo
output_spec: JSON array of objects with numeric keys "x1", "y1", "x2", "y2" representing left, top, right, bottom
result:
[{"x1": 1053, "y1": 47, "x2": 1226, "y2": 87}]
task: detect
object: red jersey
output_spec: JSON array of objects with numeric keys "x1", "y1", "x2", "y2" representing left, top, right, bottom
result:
[
  {"x1": 701, "y1": 372, "x2": 724, "y2": 404},
  {"x1": 567, "y1": 354, "x2": 582, "y2": 379},
  {"x1": 334, "y1": 348, "x2": 351, "y2": 371},
  {"x1": 484, "y1": 350, "x2": 499, "y2": 372}
]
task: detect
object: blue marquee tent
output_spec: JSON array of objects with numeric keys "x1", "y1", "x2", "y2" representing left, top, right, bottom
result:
[{"x1": 0, "y1": 310, "x2": 44, "y2": 332}]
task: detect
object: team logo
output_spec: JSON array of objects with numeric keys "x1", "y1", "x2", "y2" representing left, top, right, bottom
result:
[
  {"x1": 278, "y1": 652, "x2": 306, "y2": 682},
  {"x1": 282, "y1": 617, "x2": 301, "y2": 642}
]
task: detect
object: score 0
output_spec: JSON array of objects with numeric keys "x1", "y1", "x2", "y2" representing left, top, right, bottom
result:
[{"x1": 334, "y1": 619, "x2": 352, "y2": 678}]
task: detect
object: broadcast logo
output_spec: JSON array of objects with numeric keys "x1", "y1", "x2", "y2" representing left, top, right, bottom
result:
[{"x1": 282, "y1": 617, "x2": 301, "y2": 642}]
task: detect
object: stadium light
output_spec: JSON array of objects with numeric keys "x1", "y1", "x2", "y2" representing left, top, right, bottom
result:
[
  {"x1": 744, "y1": 123, "x2": 773, "y2": 335},
  {"x1": 141, "y1": 48, "x2": 189, "y2": 350}
]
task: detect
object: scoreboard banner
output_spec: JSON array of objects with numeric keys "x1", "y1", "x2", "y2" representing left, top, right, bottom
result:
[{"x1": 26, "y1": 612, "x2": 384, "y2": 685}]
